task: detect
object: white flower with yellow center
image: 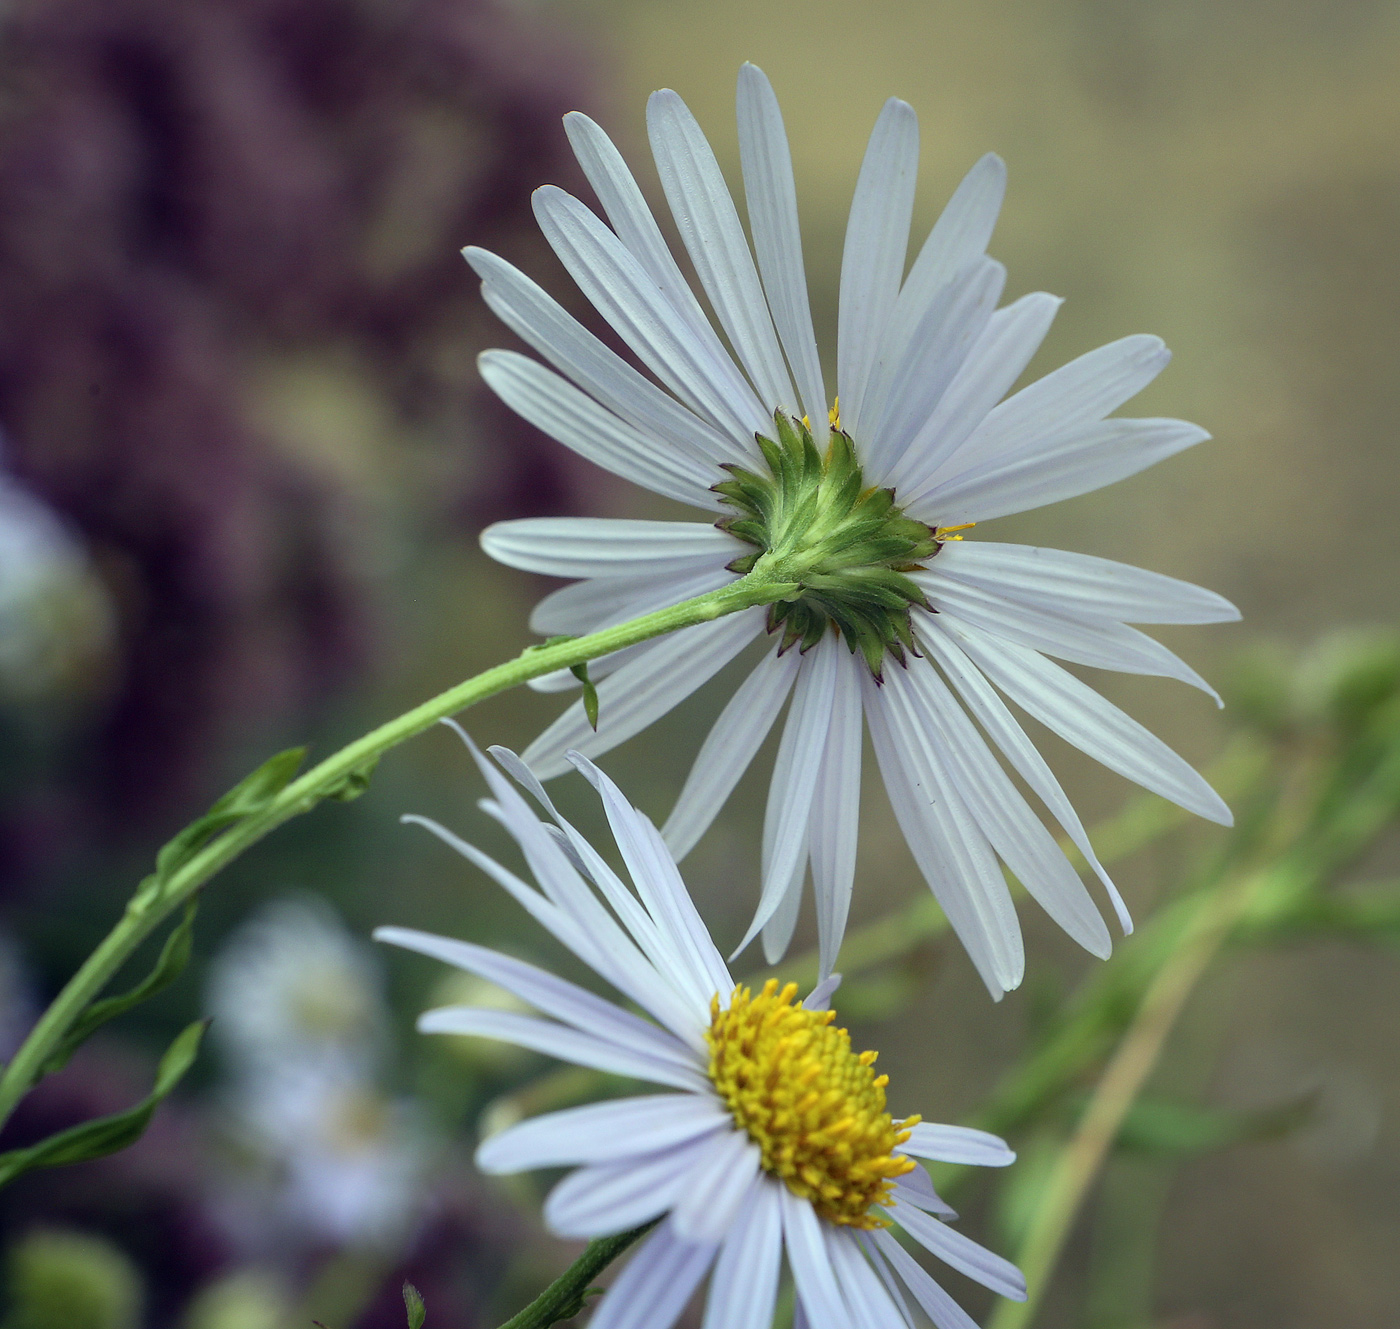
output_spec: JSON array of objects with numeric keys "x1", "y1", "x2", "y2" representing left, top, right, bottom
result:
[
  {"x1": 378, "y1": 736, "x2": 1025, "y2": 1329},
  {"x1": 473, "y1": 63, "x2": 1238, "y2": 996}
]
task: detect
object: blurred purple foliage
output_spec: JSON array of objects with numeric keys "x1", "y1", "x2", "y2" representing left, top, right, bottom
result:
[{"x1": 0, "y1": 0, "x2": 597, "y2": 852}]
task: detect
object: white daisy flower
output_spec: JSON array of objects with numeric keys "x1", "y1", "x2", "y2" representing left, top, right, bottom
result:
[
  {"x1": 378, "y1": 735, "x2": 1026, "y2": 1329},
  {"x1": 473, "y1": 63, "x2": 1238, "y2": 995}
]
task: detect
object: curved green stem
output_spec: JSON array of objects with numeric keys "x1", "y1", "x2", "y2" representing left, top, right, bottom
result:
[
  {"x1": 497, "y1": 1221, "x2": 658, "y2": 1329},
  {"x1": 0, "y1": 572, "x2": 795, "y2": 1129}
]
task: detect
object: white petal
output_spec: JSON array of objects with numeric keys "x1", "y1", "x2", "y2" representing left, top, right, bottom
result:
[
  {"x1": 864, "y1": 671, "x2": 1024, "y2": 997},
  {"x1": 869, "y1": 1230, "x2": 983, "y2": 1329},
  {"x1": 943, "y1": 617, "x2": 1233, "y2": 825},
  {"x1": 838, "y1": 98, "x2": 919, "y2": 442},
  {"x1": 483, "y1": 518, "x2": 741, "y2": 579},
  {"x1": 942, "y1": 333, "x2": 1170, "y2": 479},
  {"x1": 701, "y1": 1175, "x2": 784, "y2": 1329},
  {"x1": 914, "y1": 416, "x2": 1210, "y2": 526},
  {"x1": 529, "y1": 562, "x2": 734, "y2": 644},
  {"x1": 865, "y1": 258, "x2": 1005, "y2": 483},
  {"x1": 570, "y1": 754, "x2": 734, "y2": 1006},
  {"x1": 469, "y1": 246, "x2": 742, "y2": 469},
  {"x1": 826, "y1": 1226, "x2": 911, "y2": 1329},
  {"x1": 891, "y1": 293, "x2": 1062, "y2": 499},
  {"x1": 761, "y1": 851, "x2": 807, "y2": 966},
  {"x1": 903, "y1": 1122, "x2": 1016, "y2": 1167},
  {"x1": 802, "y1": 973, "x2": 842, "y2": 1012},
  {"x1": 418, "y1": 1006, "x2": 703, "y2": 1090},
  {"x1": 918, "y1": 573, "x2": 1221, "y2": 702},
  {"x1": 927, "y1": 541, "x2": 1240, "y2": 625},
  {"x1": 532, "y1": 185, "x2": 767, "y2": 441},
  {"x1": 479, "y1": 350, "x2": 720, "y2": 509},
  {"x1": 734, "y1": 641, "x2": 840, "y2": 959},
  {"x1": 810, "y1": 646, "x2": 864, "y2": 979},
  {"x1": 588, "y1": 1220, "x2": 718, "y2": 1329},
  {"x1": 544, "y1": 1137, "x2": 710, "y2": 1239},
  {"x1": 892, "y1": 1167, "x2": 956, "y2": 1217},
  {"x1": 562, "y1": 112, "x2": 729, "y2": 361},
  {"x1": 736, "y1": 64, "x2": 827, "y2": 441},
  {"x1": 663, "y1": 647, "x2": 801, "y2": 861},
  {"x1": 376, "y1": 926, "x2": 699, "y2": 1079},
  {"x1": 670, "y1": 1129, "x2": 762, "y2": 1242},
  {"x1": 918, "y1": 620, "x2": 1132, "y2": 932},
  {"x1": 648, "y1": 89, "x2": 794, "y2": 413},
  {"x1": 476, "y1": 1094, "x2": 729, "y2": 1174},
  {"x1": 857, "y1": 1232, "x2": 920, "y2": 1328},
  {"x1": 781, "y1": 1188, "x2": 849, "y2": 1329},
  {"x1": 522, "y1": 610, "x2": 765, "y2": 779},
  {"x1": 894, "y1": 1199, "x2": 1027, "y2": 1301}
]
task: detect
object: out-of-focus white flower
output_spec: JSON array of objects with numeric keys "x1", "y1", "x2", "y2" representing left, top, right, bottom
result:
[{"x1": 380, "y1": 738, "x2": 1026, "y2": 1329}]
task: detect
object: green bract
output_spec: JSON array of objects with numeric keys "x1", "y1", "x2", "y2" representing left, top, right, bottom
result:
[{"x1": 715, "y1": 413, "x2": 940, "y2": 678}]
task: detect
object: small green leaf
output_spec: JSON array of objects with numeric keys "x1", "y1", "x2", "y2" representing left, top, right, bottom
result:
[
  {"x1": 1115, "y1": 1091, "x2": 1317, "y2": 1156},
  {"x1": 570, "y1": 662, "x2": 600, "y2": 731},
  {"x1": 403, "y1": 1281, "x2": 426, "y2": 1329},
  {"x1": 325, "y1": 755, "x2": 379, "y2": 802},
  {"x1": 0, "y1": 1020, "x2": 207, "y2": 1189},
  {"x1": 40, "y1": 897, "x2": 199, "y2": 1077}
]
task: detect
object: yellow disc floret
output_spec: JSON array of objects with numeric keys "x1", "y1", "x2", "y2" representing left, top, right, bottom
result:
[{"x1": 706, "y1": 980, "x2": 919, "y2": 1228}]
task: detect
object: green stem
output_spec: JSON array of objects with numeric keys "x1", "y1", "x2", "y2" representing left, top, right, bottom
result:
[
  {"x1": 0, "y1": 573, "x2": 795, "y2": 1129},
  {"x1": 497, "y1": 1222, "x2": 658, "y2": 1329}
]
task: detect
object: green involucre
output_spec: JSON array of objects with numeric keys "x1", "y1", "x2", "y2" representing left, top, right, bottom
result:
[{"x1": 716, "y1": 413, "x2": 940, "y2": 676}]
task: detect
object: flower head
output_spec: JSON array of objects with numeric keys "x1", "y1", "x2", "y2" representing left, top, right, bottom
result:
[
  {"x1": 379, "y1": 735, "x2": 1026, "y2": 1329},
  {"x1": 473, "y1": 64, "x2": 1239, "y2": 996}
]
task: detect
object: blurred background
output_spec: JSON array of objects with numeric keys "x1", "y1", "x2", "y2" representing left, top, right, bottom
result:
[{"x1": 0, "y1": 0, "x2": 1397, "y2": 1325}]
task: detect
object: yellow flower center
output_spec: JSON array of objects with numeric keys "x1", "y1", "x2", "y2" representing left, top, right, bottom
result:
[{"x1": 705, "y1": 980, "x2": 918, "y2": 1228}]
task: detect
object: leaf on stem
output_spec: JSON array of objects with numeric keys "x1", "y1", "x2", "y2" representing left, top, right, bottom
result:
[
  {"x1": 0, "y1": 1020, "x2": 207, "y2": 1188},
  {"x1": 403, "y1": 1282, "x2": 426, "y2": 1329},
  {"x1": 39, "y1": 897, "x2": 199, "y2": 1077},
  {"x1": 569, "y1": 662, "x2": 600, "y2": 731}
]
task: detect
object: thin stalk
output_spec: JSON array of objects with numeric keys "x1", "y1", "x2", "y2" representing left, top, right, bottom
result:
[
  {"x1": 0, "y1": 573, "x2": 795, "y2": 1129},
  {"x1": 497, "y1": 1222, "x2": 658, "y2": 1329}
]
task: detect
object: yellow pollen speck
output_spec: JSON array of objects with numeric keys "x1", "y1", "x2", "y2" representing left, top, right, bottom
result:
[{"x1": 706, "y1": 979, "x2": 918, "y2": 1228}]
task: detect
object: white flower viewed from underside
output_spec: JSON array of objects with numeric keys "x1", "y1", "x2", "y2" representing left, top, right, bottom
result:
[
  {"x1": 378, "y1": 735, "x2": 1026, "y2": 1329},
  {"x1": 474, "y1": 63, "x2": 1238, "y2": 996}
]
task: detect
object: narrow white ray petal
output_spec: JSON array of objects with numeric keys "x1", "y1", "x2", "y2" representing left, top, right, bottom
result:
[
  {"x1": 930, "y1": 542, "x2": 1240, "y2": 625},
  {"x1": 476, "y1": 1094, "x2": 728, "y2": 1174},
  {"x1": 810, "y1": 646, "x2": 863, "y2": 979},
  {"x1": 761, "y1": 851, "x2": 807, "y2": 966},
  {"x1": 562, "y1": 112, "x2": 728, "y2": 355},
  {"x1": 419, "y1": 1007, "x2": 705, "y2": 1090},
  {"x1": 483, "y1": 518, "x2": 742, "y2": 579},
  {"x1": 663, "y1": 647, "x2": 801, "y2": 860},
  {"x1": 902, "y1": 658, "x2": 1112, "y2": 956},
  {"x1": 468, "y1": 246, "x2": 743, "y2": 469},
  {"x1": 522, "y1": 610, "x2": 765, "y2": 779},
  {"x1": 736, "y1": 63, "x2": 827, "y2": 440},
  {"x1": 918, "y1": 620, "x2": 1132, "y2": 932},
  {"x1": 945, "y1": 616, "x2": 1233, "y2": 825},
  {"x1": 838, "y1": 98, "x2": 920, "y2": 441},
  {"x1": 895, "y1": 153, "x2": 1007, "y2": 341},
  {"x1": 734, "y1": 640, "x2": 840, "y2": 959},
  {"x1": 919, "y1": 573, "x2": 1221, "y2": 702},
  {"x1": 865, "y1": 257, "x2": 1004, "y2": 483},
  {"x1": 648, "y1": 89, "x2": 795, "y2": 413},
  {"x1": 588, "y1": 1221, "x2": 718, "y2": 1329},
  {"x1": 701, "y1": 1175, "x2": 784, "y2": 1329},
  {"x1": 781, "y1": 1188, "x2": 849, "y2": 1329},
  {"x1": 375, "y1": 927, "x2": 698, "y2": 1077},
  {"x1": 544, "y1": 1137, "x2": 713, "y2": 1238},
  {"x1": 891, "y1": 293, "x2": 1062, "y2": 499},
  {"x1": 670, "y1": 1129, "x2": 762, "y2": 1243},
  {"x1": 944, "y1": 333, "x2": 1170, "y2": 477},
  {"x1": 802, "y1": 973, "x2": 842, "y2": 1011},
  {"x1": 894, "y1": 1199, "x2": 1027, "y2": 1300},
  {"x1": 570, "y1": 753, "x2": 734, "y2": 1006},
  {"x1": 826, "y1": 1226, "x2": 911, "y2": 1329},
  {"x1": 479, "y1": 351, "x2": 721, "y2": 509},
  {"x1": 915, "y1": 417, "x2": 1211, "y2": 526},
  {"x1": 529, "y1": 563, "x2": 734, "y2": 645},
  {"x1": 864, "y1": 671, "x2": 1024, "y2": 997},
  {"x1": 533, "y1": 185, "x2": 768, "y2": 441},
  {"x1": 870, "y1": 1230, "x2": 983, "y2": 1329},
  {"x1": 903, "y1": 1122, "x2": 1016, "y2": 1167},
  {"x1": 857, "y1": 1232, "x2": 920, "y2": 1328},
  {"x1": 892, "y1": 1166, "x2": 956, "y2": 1217}
]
